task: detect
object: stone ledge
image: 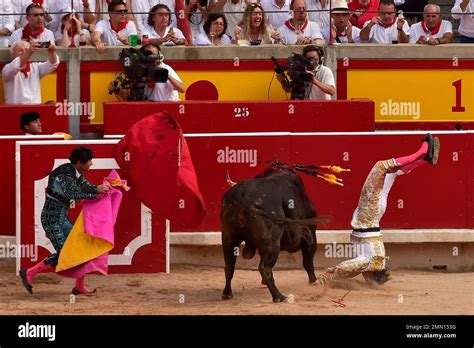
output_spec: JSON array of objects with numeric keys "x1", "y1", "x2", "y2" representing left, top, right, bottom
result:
[{"x1": 170, "y1": 230, "x2": 474, "y2": 245}]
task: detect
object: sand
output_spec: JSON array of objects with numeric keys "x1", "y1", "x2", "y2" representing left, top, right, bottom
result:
[{"x1": 0, "y1": 258, "x2": 472, "y2": 315}]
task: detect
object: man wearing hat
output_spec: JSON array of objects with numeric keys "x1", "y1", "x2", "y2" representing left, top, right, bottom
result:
[
  {"x1": 277, "y1": 44, "x2": 335, "y2": 100},
  {"x1": 322, "y1": 0, "x2": 362, "y2": 43},
  {"x1": 20, "y1": 111, "x2": 42, "y2": 135}
]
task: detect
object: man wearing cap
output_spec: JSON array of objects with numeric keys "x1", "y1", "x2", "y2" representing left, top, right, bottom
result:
[
  {"x1": 277, "y1": 45, "x2": 335, "y2": 100},
  {"x1": 20, "y1": 111, "x2": 42, "y2": 135},
  {"x1": 2, "y1": 40, "x2": 58, "y2": 104},
  {"x1": 360, "y1": 0, "x2": 410, "y2": 44},
  {"x1": 409, "y1": 4, "x2": 452, "y2": 45},
  {"x1": 322, "y1": 1, "x2": 361, "y2": 43}
]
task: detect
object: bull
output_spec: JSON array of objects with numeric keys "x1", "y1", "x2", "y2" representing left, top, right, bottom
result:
[{"x1": 220, "y1": 163, "x2": 328, "y2": 303}]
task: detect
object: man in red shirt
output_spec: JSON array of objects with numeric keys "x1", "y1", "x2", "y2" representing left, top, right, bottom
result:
[{"x1": 348, "y1": 0, "x2": 380, "y2": 28}]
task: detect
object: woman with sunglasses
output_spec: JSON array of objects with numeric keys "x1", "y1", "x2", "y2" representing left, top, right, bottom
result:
[
  {"x1": 233, "y1": 3, "x2": 281, "y2": 44},
  {"x1": 142, "y1": 4, "x2": 187, "y2": 46},
  {"x1": 194, "y1": 13, "x2": 231, "y2": 45}
]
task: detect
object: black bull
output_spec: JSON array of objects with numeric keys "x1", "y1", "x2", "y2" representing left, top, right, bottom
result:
[{"x1": 220, "y1": 166, "x2": 326, "y2": 302}]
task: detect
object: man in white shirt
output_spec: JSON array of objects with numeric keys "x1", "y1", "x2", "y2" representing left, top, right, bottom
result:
[
  {"x1": 321, "y1": 0, "x2": 361, "y2": 44},
  {"x1": 306, "y1": 0, "x2": 329, "y2": 29},
  {"x1": 149, "y1": 0, "x2": 179, "y2": 28},
  {"x1": 261, "y1": 0, "x2": 290, "y2": 30},
  {"x1": 277, "y1": 45, "x2": 335, "y2": 100},
  {"x1": 409, "y1": 4, "x2": 452, "y2": 45},
  {"x1": 9, "y1": 3, "x2": 55, "y2": 46},
  {"x1": 91, "y1": 0, "x2": 138, "y2": 53},
  {"x1": 208, "y1": 0, "x2": 246, "y2": 38},
  {"x1": 0, "y1": 0, "x2": 15, "y2": 48},
  {"x1": 277, "y1": 0, "x2": 324, "y2": 45},
  {"x1": 14, "y1": 0, "x2": 56, "y2": 31},
  {"x1": 360, "y1": 0, "x2": 410, "y2": 44},
  {"x1": 2, "y1": 40, "x2": 59, "y2": 104},
  {"x1": 452, "y1": 0, "x2": 474, "y2": 43}
]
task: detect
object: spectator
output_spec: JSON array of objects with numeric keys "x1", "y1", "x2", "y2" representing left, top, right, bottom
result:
[
  {"x1": 261, "y1": 0, "x2": 291, "y2": 30},
  {"x1": 348, "y1": 0, "x2": 380, "y2": 29},
  {"x1": 149, "y1": 0, "x2": 179, "y2": 28},
  {"x1": 360, "y1": 0, "x2": 409, "y2": 44},
  {"x1": 56, "y1": 11, "x2": 90, "y2": 47},
  {"x1": 208, "y1": 0, "x2": 247, "y2": 38},
  {"x1": 9, "y1": 3, "x2": 55, "y2": 46},
  {"x1": 395, "y1": 0, "x2": 428, "y2": 23},
  {"x1": 234, "y1": 3, "x2": 281, "y2": 44},
  {"x1": 14, "y1": 0, "x2": 55, "y2": 31},
  {"x1": 307, "y1": 0, "x2": 330, "y2": 29},
  {"x1": 185, "y1": 0, "x2": 208, "y2": 42},
  {"x1": 277, "y1": 45, "x2": 335, "y2": 100},
  {"x1": 55, "y1": 0, "x2": 97, "y2": 27},
  {"x1": 409, "y1": 4, "x2": 452, "y2": 45},
  {"x1": 195, "y1": 12, "x2": 232, "y2": 44},
  {"x1": 452, "y1": 0, "x2": 474, "y2": 43},
  {"x1": 20, "y1": 111, "x2": 42, "y2": 135},
  {"x1": 91, "y1": 0, "x2": 138, "y2": 53},
  {"x1": 0, "y1": 0, "x2": 15, "y2": 48},
  {"x1": 322, "y1": 0, "x2": 361, "y2": 43},
  {"x1": 277, "y1": 0, "x2": 324, "y2": 45},
  {"x1": 2, "y1": 40, "x2": 59, "y2": 104},
  {"x1": 142, "y1": 4, "x2": 187, "y2": 45}
]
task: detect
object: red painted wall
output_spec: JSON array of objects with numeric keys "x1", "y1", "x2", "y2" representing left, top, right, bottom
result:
[{"x1": 103, "y1": 100, "x2": 375, "y2": 135}]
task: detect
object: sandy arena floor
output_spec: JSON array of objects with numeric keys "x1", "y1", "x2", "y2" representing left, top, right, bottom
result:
[{"x1": 0, "y1": 258, "x2": 472, "y2": 315}]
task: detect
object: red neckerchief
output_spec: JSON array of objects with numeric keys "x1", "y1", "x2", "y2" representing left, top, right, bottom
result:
[
  {"x1": 147, "y1": 81, "x2": 156, "y2": 89},
  {"x1": 21, "y1": 24, "x2": 45, "y2": 40},
  {"x1": 421, "y1": 20, "x2": 441, "y2": 35},
  {"x1": 284, "y1": 19, "x2": 309, "y2": 32},
  {"x1": 378, "y1": 17, "x2": 397, "y2": 28},
  {"x1": 336, "y1": 26, "x2": 347, "y2": 37},
  {"x1": 20, "y1": 62, "x2": 31, "y2": 78},
  {"x1": 110, "y1": 19, "x2": 129, "y2": 34}
]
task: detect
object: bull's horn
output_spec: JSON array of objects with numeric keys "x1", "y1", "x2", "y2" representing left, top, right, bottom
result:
[{"x1": 226, "y1": 170, "x2": 237, "y2": 187}]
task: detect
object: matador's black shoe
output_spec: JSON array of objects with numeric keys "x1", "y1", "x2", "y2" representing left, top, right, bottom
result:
[
  {"x1": 20, "y1": 269, "x2": 33, "y2": 294},
  {"x1": 422, "y1": 133, "x2": 440, "y2": 165}
]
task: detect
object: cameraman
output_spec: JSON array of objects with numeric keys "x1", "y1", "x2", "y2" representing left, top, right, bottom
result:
[{"x1": 276, "y1": 45, "x2": 335, "y2": 100}]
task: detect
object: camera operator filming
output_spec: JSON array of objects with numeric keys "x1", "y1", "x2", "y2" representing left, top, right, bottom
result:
[
  {"x1": 108, "y1": 43, "x2": 185, "y2": 101},
  {"x1": 274, "y1": 45, "x2": 335, "y2": 100}
]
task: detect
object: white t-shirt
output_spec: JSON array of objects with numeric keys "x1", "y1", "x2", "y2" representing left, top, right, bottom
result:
[
  {"x1": 194, "y1": 32, "x2": 232, "y2": 45},
  {"x1": 142, "y1": 24, "x2": 185, "y2": 45},
  {"x1": 94, "y1": 19, "x2": 138, "y2": 45},
  {"x1": 306, "y1": 0, "x2": 330, "y2": 29},
  {"x1": 221, "y1": 0, "x2": 246, "y2": 38},
  {"x1": 2, "y1": 55, "x2": 59, "y2": 104},
  {"x1": 9, "y1": 27, "x2": 55, "y2": 46},
  {"x1": 308, "y1": 65, "x2": 334, "y2": 101},
  {"x1": 452, "y1": 0, "x2": 474, "y2": 38},
  {"x1": 260, "y1": 0, "x2": 290, "y2": 30},
  {"x1": 131, "y1": 0, "x2": 151, "y2": 32},
  {"x1": 0, "y1": 0, "x2": 15, "y2": 48},
  {"x1": 409, "y1": 20, "x2": 452, "y2": 43},
  {"x1": 278, "y1": 20, "x2": 324, "y2": 44},
  {"x1": 362, "y1": 19, "x2": 410, "y2": 44},
  {"x1": 144, "y1": 62, "x2": 182, "y2": 101},
  {"x1": 149, "y1": 0, "x2": 178, "y2": 28},
  {"x1": 321, "y1": 25, "x2": 361, "y2": 43},
  {"x1": 55, "y1": 29, "x2": 91, "y2": 47}
]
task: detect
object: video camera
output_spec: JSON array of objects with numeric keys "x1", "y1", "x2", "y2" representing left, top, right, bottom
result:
[
  {"x1": 109, "y1": 47, "x2": 169, "y2": 101},
  {"x1": 271, "y1": 53, "x2": 318, "y2": 100}
]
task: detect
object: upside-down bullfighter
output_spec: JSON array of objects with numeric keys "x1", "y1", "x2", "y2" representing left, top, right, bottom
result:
[{"x1": 220, "y1": 163, "x2": 330, "y2": 303}]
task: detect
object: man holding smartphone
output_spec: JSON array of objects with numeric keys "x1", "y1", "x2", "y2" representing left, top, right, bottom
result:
[
  {"x1": 8, "y1": 3, "x2": 55, "y2": 46},
  {"x1": 2, "y1": 40, "x2": 59, "y2": 104}
]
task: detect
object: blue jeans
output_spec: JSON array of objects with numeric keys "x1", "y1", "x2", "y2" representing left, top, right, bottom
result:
[{"x1": 460, "y1": 35, "x2": 474, "y2": 43}]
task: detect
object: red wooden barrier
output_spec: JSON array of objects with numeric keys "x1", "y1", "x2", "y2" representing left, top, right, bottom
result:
[
  {"x1": 0, "y1": 136, "x2": 63, "y2": 237},
  {"x1": 103, "y1": 100, "x2": 375, "y2": 135},
  {"x1": 16, "y1": 140, "x2": 167, "y2": 274},
  {"x1": 0, "y1": 105, "x2": 69, "y2": 136}
]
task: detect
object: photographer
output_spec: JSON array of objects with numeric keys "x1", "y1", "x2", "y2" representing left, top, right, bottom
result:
[
  {"x1": 109, "y1": 43, "x2": 185, "y2": 101},
  {"x1": 276, "y1": 45, "x2": 335, "y2": 100}
]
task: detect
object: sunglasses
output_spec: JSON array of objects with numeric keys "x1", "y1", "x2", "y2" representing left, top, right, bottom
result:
[
  {"x1": 31, "y1": 13, "x2": 45, "y2": 17},
  {"x1": 114, "y1": 9, "x2": 128, "y2": 14}
]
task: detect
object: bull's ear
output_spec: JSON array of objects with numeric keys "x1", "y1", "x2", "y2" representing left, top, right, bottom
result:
[{"x1": 226, "y1": 170, "x2": 237, "y2": 187}]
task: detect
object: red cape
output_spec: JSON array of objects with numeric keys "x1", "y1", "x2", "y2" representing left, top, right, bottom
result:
[{"x1": 115, "y1": 112, "x2": 205, "y2": 228}]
